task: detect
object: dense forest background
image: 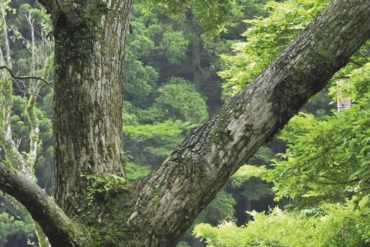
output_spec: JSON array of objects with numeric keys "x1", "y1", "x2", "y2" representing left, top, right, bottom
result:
[{"x1": 0, "y1": 0, "x2": 369, "y2": 246}]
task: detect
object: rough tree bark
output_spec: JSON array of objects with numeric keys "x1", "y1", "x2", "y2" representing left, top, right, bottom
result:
[
  {"x1": 0, "y1": 164, "x2": 89, "y2": 246},
  {"x1": 0, "y1": 0, "x2": 369, "y2": 246},
  {"x1": 51, "y1": 0, "x2": 132, "y2": 216}
]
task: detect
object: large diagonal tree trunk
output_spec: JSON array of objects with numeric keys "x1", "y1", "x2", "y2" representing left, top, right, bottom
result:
[{"x1": 0, "y1": 0, "x2": 369, "y2": 246}]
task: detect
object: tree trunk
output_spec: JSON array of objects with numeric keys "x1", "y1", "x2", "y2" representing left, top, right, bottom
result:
[{"x1": 52, "y1": 0, "x2": 132, "y2": 216}]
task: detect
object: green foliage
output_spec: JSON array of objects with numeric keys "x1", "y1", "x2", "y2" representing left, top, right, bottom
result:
[
  {"x1": 124, "y1": 6, "x2": 189, "y2": 106},
  {"x1": 124, "y1": 120, "x2": 191, "y2": 139},
  {"x1": 124, "y1": 120, "x2": 193, "y2": 167},
  {"x1": 1, "y1": 0, "x2": 55, "y2": 191},
  {"x1": 259, "y1": 92, "x2": 370, "y2": 206},
  {"x1": 0, "y1": 213, "x2": 35, "y2": 246},
  {"x1": 0, "y1": 2, "x2": 55, "y2": 245},
  {"x1": 231, "y1": 167, "x2": 272, "y2": 203},
  {"x1": 124, "y1": 60, "x2": 158, "y2": 102},
  {"x1": 330, "y1": 62, "x2": 370, "y2": 101},
  {"x1": 8, "y1": 93, "x2": 54, "y2": 192},
  {"x1": 154, "y1": 78, "x2": 208, "y2": 123},
  {"x1": 139, "y1": 0, "x2": 243, "y2": 34},
  {"x1": 182, "y1": 189, "x2": 236, "y2": 243},
  {"x1": 196, "y1": 190, "x2": 236, "y2": 226},
  {"x1": 194, "y1": 197, "x2": 370, "y2": 247},
  {"x1": 83, "y1": 174, "x2": 128, "y2": 205},
  {"x1": 125, "y1": 162, "x2": 151, "y2": 181},
  {"x1": 220, "y1": 0, "x2": 330, "y2": 97},
  {"x1": 123, "y1": 10, "x2": 211, "y2": 173},
  {"x1": 232, "y1": 165, "x2": 267, "y2": 187}
]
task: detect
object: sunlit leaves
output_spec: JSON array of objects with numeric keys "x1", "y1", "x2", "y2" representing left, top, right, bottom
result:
[
  {"x1": 330, "y1": 62, "x2": 370, "y2": 102},
  {"x1": 123, "y1": 120, "x2": 193, "y2": 166},
  {"x1": 125, "y1": 162, "x2": 152, "y2": 181},
  {"x1": 220, "y1": 0, "x2": 330, "y2": 97},
  {"x1": 139, "y1": 0, "x2": 244, "y2": 34},
  {"x1": 262, "y1": 93, "x2": 370, "y2": 206},
  {"x1": 195, "y1": 198, "x2": 370, "y2": 247},
  {"x1": 232, "y1": 164, "x2": 267, "y2": 187}
]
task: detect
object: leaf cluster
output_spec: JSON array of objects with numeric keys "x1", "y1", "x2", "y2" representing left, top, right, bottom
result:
[
  {"x1": 138, "y1": 0, "x2": 244, "y2": 34},
  {"x1": 220, "y1": 0, "x2": 330, "y2": 97},
  {"x1": 194, "y1": 197, "x2": 370, "y2": 247},
  {"x1": 82, "y1": 174, "x2": 128, "y2": 205},
  {"x1": 0, "y1": 212, "x2": 35, "y2": 246}
]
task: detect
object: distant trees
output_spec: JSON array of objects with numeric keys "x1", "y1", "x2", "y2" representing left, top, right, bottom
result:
[{"x1": 0, "y1": 1, "x2": 53, "y2": 245}]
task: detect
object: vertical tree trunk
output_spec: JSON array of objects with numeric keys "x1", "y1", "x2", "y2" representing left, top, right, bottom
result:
[{"x1": 53, "y1": 0, "x2": 132, "y2": 216}]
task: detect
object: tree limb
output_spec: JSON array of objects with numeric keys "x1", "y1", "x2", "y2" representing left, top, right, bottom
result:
[
  {"x1": 0, "y1": 163, "x2": 90, "y2": 247},
  {"x1": 128, "y1": 0, "x2": 370, "y2": 245},
  {"x1": 0, "y1": 65, "x2": 51, "y2": 85}
]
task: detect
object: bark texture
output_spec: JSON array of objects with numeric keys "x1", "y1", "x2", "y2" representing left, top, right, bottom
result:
[
  {"x1": 52, "y1": 0, "x2": 132, "y2": 216},
  {"x1": 0, "y1": 163, "x2": 90, "y2": 246},
  {"x1": 127, "y1": 0, "x2": 370, "y2": 245}
]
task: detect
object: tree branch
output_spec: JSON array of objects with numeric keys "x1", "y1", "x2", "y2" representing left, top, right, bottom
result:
[
  {"x1": 0, "y1": 163, "x2": 90, "y2": 247},
  {"x1": 127, "y1": 0, "x2": 370, "y2": 245},
  {"x1": 0, "y1": 65, "x2": 51, "y2": 85}
]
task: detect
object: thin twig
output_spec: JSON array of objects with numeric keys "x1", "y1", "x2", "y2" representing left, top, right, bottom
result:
[{"x1": 0, "y1": 65, "x2": 51, "y2": 84}]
